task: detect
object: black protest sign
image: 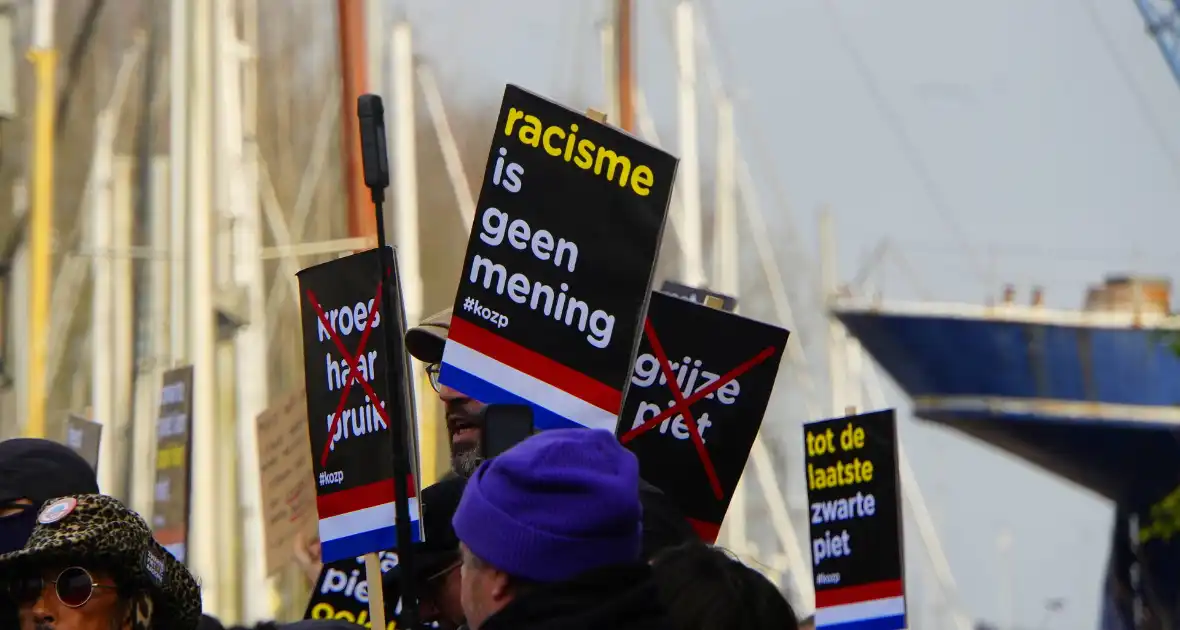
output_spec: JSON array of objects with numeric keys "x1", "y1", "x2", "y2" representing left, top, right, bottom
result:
[
  {"x1": 304, "y1": 550, "x2": 402, "y2": 629},
  {"x1": 297, "y1": 249, "x2": 421, "y2": 564},
  {"x1": 804, "y1": 409, "x2": 905, "y2": 628},
  {"x1": 63, "y1": 413, "x2": 102, "y2": 472},
  {"x1": 658, "y1": 280, "x2": 738, "y2": 312},
  {"x1": 151, "y1": 366, "x2": 194, "y2": 564},
  {"x1": 616, "y1": 291, "x2": 788, "y2": 542},
  {"x1": 438, "y1": 84, "x2": 678, "y2": 433}
]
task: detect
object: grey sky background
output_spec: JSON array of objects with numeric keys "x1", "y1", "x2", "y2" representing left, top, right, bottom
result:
[{"x1": 392, "y1": 1, "x2": 1180, "y2": 627}]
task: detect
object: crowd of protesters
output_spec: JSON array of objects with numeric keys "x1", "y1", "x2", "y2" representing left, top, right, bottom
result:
[{"x1": 0, "y1": 307, "x2": 803, "y2": 629}]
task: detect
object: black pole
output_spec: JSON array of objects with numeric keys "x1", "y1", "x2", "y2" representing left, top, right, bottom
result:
[{"x1": 357, "y1": 93, "x2": 420, "y2": 629}]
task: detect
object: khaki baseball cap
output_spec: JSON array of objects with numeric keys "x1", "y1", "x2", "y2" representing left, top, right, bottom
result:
[{"x1": 405, "y1": 307, "x2": 452, "y2": 364}]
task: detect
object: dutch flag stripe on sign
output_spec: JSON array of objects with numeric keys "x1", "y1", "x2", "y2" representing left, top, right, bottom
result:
[
  {"x1": 440, "y1": 317, "x2": 621, "y2": 431},
  {"x1": 814, "y1": 580, "x2": 906, "y2": 630},
  {"x1": 316, "y1": 478, "x2": 421, "y2": 563}
]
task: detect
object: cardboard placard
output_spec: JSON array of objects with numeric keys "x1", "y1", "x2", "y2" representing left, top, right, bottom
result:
[
  {"x1": 256, "y1": 387, "x2": 319, "y2": 576},
  {"x1": 616, "y1": 292, "x2": 788, "y2": 542},
  {"x1": 304, "y1": 550, "x2": 402, "y2": 629},
  {"x1": 803, "y1": 409, "x2": 905, "y2": 630},
  {"x1": 297, "y1": 249, "x2": 422, "y2": 564},
  {"x1": 438, "y1": 84, "x2": 678, "y2": 432},
  {"x1": 658, "y1": 280, "x2": 738, "y2": 312},
  {"x1": 63, "y1": 413, "x2": 102, "y2": 472},
  {"x1": 151, "y1": 366, "x2": 195, "y2": 564}
]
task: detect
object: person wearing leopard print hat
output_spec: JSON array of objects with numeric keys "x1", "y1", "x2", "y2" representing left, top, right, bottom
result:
[{"x1": 0, "y1": 493, "x2": 202, "y2": 630}]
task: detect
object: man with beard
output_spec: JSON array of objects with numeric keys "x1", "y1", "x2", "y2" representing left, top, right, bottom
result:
[{"x1": 405, "y1": 308, "x2": 696, "y2": 557}]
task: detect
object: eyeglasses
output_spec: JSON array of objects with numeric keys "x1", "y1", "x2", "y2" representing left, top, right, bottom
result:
[
  {"x1": 421, "y1": 559, "x2": 461, "y2": 600},
  {"x1": 7, "y1": 567, "x2": 118, "y2": 608},
  {"x1": 425, "y1": 364, "x2": 442, "y2": 393}
]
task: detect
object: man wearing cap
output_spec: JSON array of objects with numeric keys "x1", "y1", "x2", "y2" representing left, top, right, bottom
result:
[
  {"x1": 406, "y1": 308, "x2": 696, "y2": 558},
  {"x1": 383, "y1": 475, "x2": 467, "y2": 629},
  {"x1": 451, "y1": 428, "x2": 671, "y2": 630},
  {"x1": 0, "y1": 493, "x2": 202, "y2": 630}
]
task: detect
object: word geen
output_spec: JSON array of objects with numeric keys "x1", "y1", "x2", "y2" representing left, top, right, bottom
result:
[{"x1": 502, "y1": 108, "x2": 656, "y2": 197}]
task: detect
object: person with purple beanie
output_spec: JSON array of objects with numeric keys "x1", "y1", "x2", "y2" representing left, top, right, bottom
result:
[{"x1": 451, "y1": 428, "x2": 672, "y2": 630}]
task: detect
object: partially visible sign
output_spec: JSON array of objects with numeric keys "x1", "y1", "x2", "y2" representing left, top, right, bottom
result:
[
  {"x1": 151, "y1": 366, "x2": 194, "y2": 564},
  {"x1": 256, "y1": 387, "x2": 319, "y2": 576},
  {"x1": 658, "y1": 281, "x2": 737, "y2": 312},
  {"x1": 439, "y1": 84, "x2": 678, "y2": 432},
  {"x1": 63, "y1": 413, "x2": 102, "y2": 472},
  {"x1": 803, "y1": 409, "x2": 905, "y2": 630},
  {"x1": 297, "y1": 249, "x2": 422, "y2": 564},
  {"x1": 617, "y1": 292, "x2": 788, "y2": 542},
  {"x1": 304, "y1": 550, "x2": 403, "y2": 629}
]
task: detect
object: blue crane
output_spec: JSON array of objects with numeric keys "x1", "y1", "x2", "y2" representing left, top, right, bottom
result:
[{"x1": 1134, "y1": 0, "x2": 1180, "y2": 86}]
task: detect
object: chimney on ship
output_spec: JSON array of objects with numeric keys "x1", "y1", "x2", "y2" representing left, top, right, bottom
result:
[
  {"x1": 1002, "y1": 284, "x2": 1015, "y2": 305},
  {"x1": 1031, "y1": 286, "x2": 1045, "y2": 307}
]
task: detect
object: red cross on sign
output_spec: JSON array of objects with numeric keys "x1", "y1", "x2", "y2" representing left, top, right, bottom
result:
[{"x1": 619, "y1": 318, "x2": 777, "y2": 500}]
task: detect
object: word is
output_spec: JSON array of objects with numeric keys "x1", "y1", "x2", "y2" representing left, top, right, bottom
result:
[
  {"x1": 503, "y1": 107, "x2": 656, "y2": 197},
  {"x1": 471, "y1": 205, "x2": 615, "y2": 349}
]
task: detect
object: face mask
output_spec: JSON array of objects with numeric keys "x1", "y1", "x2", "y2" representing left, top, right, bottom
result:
[{"x1": 0, "y1": 504, "x2": 38, "y2": 555}]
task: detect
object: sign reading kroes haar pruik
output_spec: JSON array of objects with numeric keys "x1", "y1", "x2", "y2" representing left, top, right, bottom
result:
[{"x1": 439, "y1": 84, "x2": 679, "y2": 431}]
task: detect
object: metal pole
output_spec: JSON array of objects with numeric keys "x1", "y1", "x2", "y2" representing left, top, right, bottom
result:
[
  {"x1": 416, "y1": 65, "x2": 474, "y2": 230},
  {"x1": 674, "y1": 1, "x2": 706, "y2": 287},
  {"x1": 24, "y1": 0, "x2": 58, "y2": 439},
  {"x1": 337, "y1": 0, "x2": 374, "y2": 239},
  {"x1": 600, "y1": 20, "x2": 619, "y2": 123},
  {"x1": 714, "y1": 97, "x2": 737, "y2": 296},
  {"x1": 188, "y1": 0, "x2": 222, "y2": 614},
  {"x1": 90, "y1": 112, "x2": 115, "y2": 491},
  {"x1": 112, "y1": 155, "x2": 135, "y2": 497}
]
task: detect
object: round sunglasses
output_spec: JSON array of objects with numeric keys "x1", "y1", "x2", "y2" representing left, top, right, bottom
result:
[{"x1": 7, "y1": 566, "x2": 118, "y2": 608}]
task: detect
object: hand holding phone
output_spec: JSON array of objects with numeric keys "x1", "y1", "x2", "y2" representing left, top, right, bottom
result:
[{"x1": 480, "y1": 404, "x2": 536, "y2": 460}]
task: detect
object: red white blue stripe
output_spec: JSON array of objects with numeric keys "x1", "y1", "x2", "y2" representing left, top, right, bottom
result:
[
  {"x1": 814, "y1": 580, "x2": 906, "y2": 630},
  {"x1": 439, "y1": 317, "x2": 622, "y2": 431},
  {"x1": 316, "y1": 478, "x2": 421, "y2": 563}
]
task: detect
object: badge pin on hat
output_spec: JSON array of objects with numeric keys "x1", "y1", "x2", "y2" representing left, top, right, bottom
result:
[{"x1": 38, "y1": 497, "x2": 78, "y2": 524}]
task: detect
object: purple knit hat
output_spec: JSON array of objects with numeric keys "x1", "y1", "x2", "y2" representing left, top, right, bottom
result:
[{"x1": 451, "y1": 428, "x2": 643, "y2": 583}]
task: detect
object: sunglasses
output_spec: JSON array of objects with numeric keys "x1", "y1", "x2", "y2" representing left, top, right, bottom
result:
[{"x1": 7, "y1": 567, "x2": 118, "y2": 608}]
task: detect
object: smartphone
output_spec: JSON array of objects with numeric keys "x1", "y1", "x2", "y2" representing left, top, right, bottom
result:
[{"x1": 480, "y1": 404, "x2": 536, "y2": 460}]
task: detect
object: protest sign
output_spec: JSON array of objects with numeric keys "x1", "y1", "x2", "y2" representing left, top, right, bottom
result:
[
  {"x1": 63, "y1": 413, "x2": 102, "y2": 472},
  {"x1": 297, "y1": 249, "x2": 422, "y2": 564},
  {"x1": 658, "y1": 280, "x2": 737, "y2": 312},
  {"x1": 256, "y1": 387, "x2": 319, "y2": 576},
  {"x1": 151, "y1": 366, "x2": 194, "y2": 564},
  {"x1": 803, "y1": 409, "x2": 905, "y2": 630},
  {"x1": 304, "y1": 550, "x2": 403, "y2": 629},
  {"x1": 438, "y1": 84, "x2": 678, "y2": 432},
  {"x1": 616, "y1": 291, "x2": 788, "y2": 542}
]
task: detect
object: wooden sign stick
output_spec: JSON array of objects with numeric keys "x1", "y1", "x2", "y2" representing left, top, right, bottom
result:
[{"x1": 364, "y1": 552, "x2": 387, "y2": 630}]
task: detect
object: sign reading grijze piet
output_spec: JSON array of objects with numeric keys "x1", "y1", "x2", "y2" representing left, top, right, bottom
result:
[
  {"x1": 151, "y1": 366, "x2": 194, "y2": 564},
  {"x1": 804, "y1": 409, "x2": 905, "y2": 630},
  {"x1": 616, "y1": 292, "x2": 788, "y2": 542},
  {"x1": 439, "y1": 84, "x2": 678, "y2": 431},
  {"x1": 297, "y1": 249, "x2": 421, "y2": 564}
]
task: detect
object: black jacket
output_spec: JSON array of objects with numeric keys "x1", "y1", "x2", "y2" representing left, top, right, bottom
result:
[{"x1": 478, "y1": 563, "x2": 671, "y2": 630}]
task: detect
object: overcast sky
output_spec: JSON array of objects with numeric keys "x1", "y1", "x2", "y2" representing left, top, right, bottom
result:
[{"x1": 388, "y1": 1, "x2": 1180, "y2": 627}]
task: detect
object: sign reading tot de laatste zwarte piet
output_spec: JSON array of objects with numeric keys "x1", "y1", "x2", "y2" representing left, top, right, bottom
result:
[{"x1": 439, "y1": 84, "x2": 679, "y2": 430}]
